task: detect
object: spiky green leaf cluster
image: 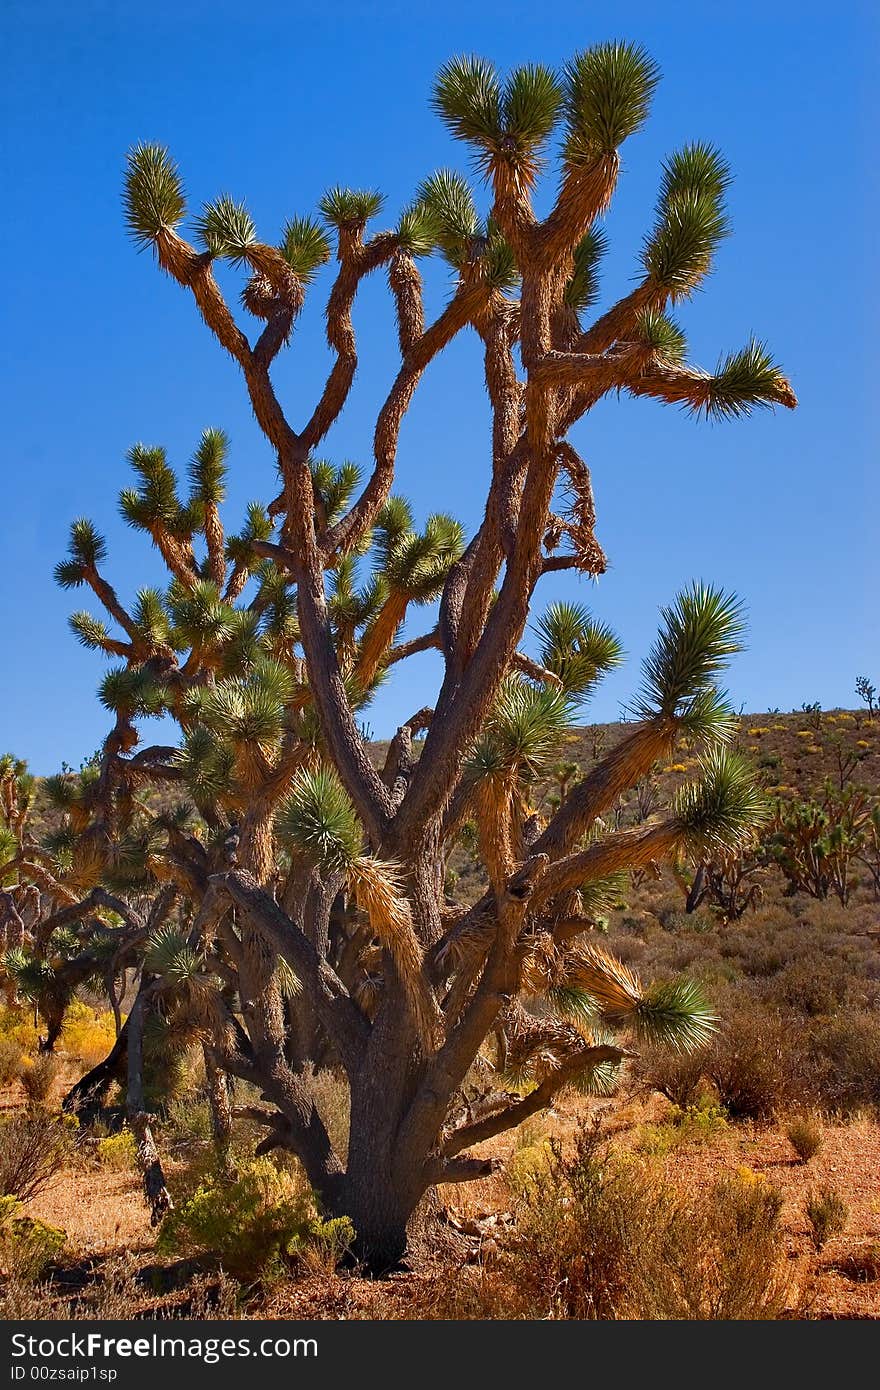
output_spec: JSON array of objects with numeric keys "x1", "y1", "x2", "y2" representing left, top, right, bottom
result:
[
  {"x1": 146, "y1": 924, "x2": 216, "y2": 994},
  {"x1": 643, "y1": 141, "x2": 731, "y2": 298},
  {"x1": 699, "y1": 341, "x2": 792, "y2": 420},
  {"x1": 562, "y1": 42, "x2": 660, "y2": 164},
  {"x1": 416, "y1": 171, "x2": 517, "y2": 288},
  {"x1": 432, "y1": 55, "x2": 502, "y2": 151},
  {"x1": 417, "y1": 170, "x2": 480, "y2": 264},
  {"x1": 378, "y1": 510, "x2": 465, "y2": 602},
  {"x1": 311, "y1": 459, "x2": 361, "y2": 523},
  {"x1": 432, "y1": 56, "x2": 563, "y2": 175},
  {"x1": 226, "y1": 502, "x2": 273, "y2": 569},
  {"x1": 54, "y1": 519, "x2": 107, "y2": 588},
  {"x1": 564, "y1": 227, "x2": 607, "y2": 312},
  {"x1": 133, "y1": 589, "x2": 173, "y2": 647},
  {"x1": 280, "y1": 217, "x2": 331, "y2": 282},
  {"x1": 182, "y1": 659, "x2": 293, "y2": 753},
  {"x1": 319, "y1": 187, "x2": 385, "y2": 229},
  {"x1": 395, "y1": 202, "x2": 441, "y2": 258},
  {"x1": 69, "y1": 612, "x2": 114, "y2": 652},
  {"x1": 188, "y1": 428, "x2": 228, "y2": 506},
  {"x1": 193, "y1": 196, "x2": 257, "y2": 265},
  {"x1": 278, "y1": 766, "x2": 362, "y2": 873},
  {"x1": 633, "y1": 583, "x2": 744, "y2": 740},
  {"x1": 674, "y1": 747, "x2": 767, "y2": 853},
  {"x1": 119, "y1": 445, "x2": 188, "y2": 534},
  {"x1": 633, "y1": 977, "x2": 717, "y2": 1052},
  {"x1": 534, "y1": 601, "x2": 623, "y2": 700},
  {"x1": 634, "y1": 308, "x2": 687, "y2": 364},
  {"x1": 167, "y1": 580, "x2": 236, "y2": 651},
  {"x1": 123, "y1": 144, "x2": 186, "y2": 251},
  {"x1": 98, "y1": 666, "x2": 165, "y2": 717},
  {"x1": 467, "y1": 678, "x2": 574, "y2": 784}
]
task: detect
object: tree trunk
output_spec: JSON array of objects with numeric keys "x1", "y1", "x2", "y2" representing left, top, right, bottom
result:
[{"x1": 203, "y1": 1044, "x2": 235, "y2": 1175}]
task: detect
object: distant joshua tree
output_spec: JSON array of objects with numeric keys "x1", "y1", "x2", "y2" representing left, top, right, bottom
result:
[
  {"x1": 14, "y1": 43, "x2": 795, "y2": 1268},
  {"x1": 856, "y1": 676, "x2": 877, "y2": 721}
]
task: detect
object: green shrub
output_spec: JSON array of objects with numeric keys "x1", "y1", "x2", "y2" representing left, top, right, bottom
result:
[
  {"x1": 0, "y1": 1195, "x2": 66, "y2": 1280},
  {"x1": 786, "y1": 1115, "x2": 823, "y2": 1163},
  {"x1": 505, "y1": 1139, "x2": 553, "y2": 1194},
  {"x1": 157, "y1": 1158, "x2": 353, "y2": 1278},
  {"x1": 165, "y1": 1094, "x2": 213, "y2": 1148},
  {"x1": 96, "y1": 1131, "x2": 138, "y2": 1171},
  {"x1": 637, "y1": 1101, "x2": 728, "y2": 1157},
  {"x1": 806, "y1": 1186, "x2": 848, "y2": 1250}
]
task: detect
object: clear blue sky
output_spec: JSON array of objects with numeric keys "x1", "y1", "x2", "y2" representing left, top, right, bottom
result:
[{"x1": 1, "y1": 1, "x2": 877, "y2": 774}]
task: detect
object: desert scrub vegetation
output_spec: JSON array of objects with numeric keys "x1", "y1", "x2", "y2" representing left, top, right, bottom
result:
[
  {"x1": 19, "y1": 1052, "x2": 60, "y2": 1106},
  {"x1": 0, "y1": 1037, "x2": 24, "y2": 1088},
  {"x1": 396, "y1": 1124, "x2": 792, "y2": 1319},
  {"x1": 806, "y1": 1186, "x2": 849, "y2": 1251},
  {"x1": 635, "y1": 1098, "x2": 728, "y2": 1156},
  {"x1": 0, "y1": 1112, "x2": 75, "y2": 1202},
  {"x1": 0, "y1": 1196, "x2": 66, "y2": 1281},
  {"x1": 786, "y1": 1115, "x2": 824, "y2": 1164}
]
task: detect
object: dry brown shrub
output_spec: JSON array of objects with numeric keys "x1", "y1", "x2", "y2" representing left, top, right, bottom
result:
[
  {"x1": 20, "y1": 1054, "x2": 60, "y2": 1106},
  {"x1": 0, "y1": 1114, "x2": 73, "y2": 1202}
]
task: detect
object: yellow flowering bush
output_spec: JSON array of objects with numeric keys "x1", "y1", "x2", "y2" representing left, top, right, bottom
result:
[{"x1": 62, "y1": 1002, "x2": 118, "y2": 1065}]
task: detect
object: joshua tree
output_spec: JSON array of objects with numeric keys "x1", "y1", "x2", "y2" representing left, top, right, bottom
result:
[
  {"x1": 856, "y1": 676, "x2": 877, "y2": 721},
  {"x1": 51, "y1": 43, "x2": 794, "y2": 1268}
]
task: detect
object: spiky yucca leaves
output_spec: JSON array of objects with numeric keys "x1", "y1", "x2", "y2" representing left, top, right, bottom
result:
[
  {"x1": 395, "y1": 202, "x2": 440, "y2": 258},
  {"x1": 182, "y1": 660, "x2": 294, "y2": 779},
  {"x1": 193, "y1": 196, "x2": 256, "y2": 265},
  {"x1": 643, "y1": 142, "x2": 730, "y2": 300},
  {"x1": 698, "y1": 341, "x2": 796, "y2": 420},
  {"x1": 53, "y1": 520, "x2": 107, "y2": 589},
  {"x1": 355, "y1": 505, "x2": 465, "y2": 686},
  {"x1": 417, "y1": 171, "x2": 518, "y2": 290},
  {"x1": 634, "y1": 308, "x2": 688, "y2": 365},
  {"x1": 431, "y1": 56, "x2": 503, "y2": 153},
  {"x1": 534, "y1": 601, "x2": 623, "y2": 700},
  {"x1": 632, "y1": 583, "x2": 743, "y2": 743},
  {"x1": 278, "y1": 766, "x2": 362, "y2": 874},
  {"x1": 123, "y1": 144, "x2": 186, "y2": 252},
  {"x1": 145, "y1": 924, "x2": 221, "y2": 1024},
  {"x1": 319, "y1": 187, "x2": 385, "y2": 230},
  {"x1": 548, "y1": 941, "x2": 716, "y2": 1053},
  {"x1": 312, "y1": 459, "x2": 363, "y2": 526},
  {"x1": 562, "y1": 42, "x2": 660, "y2": 164},
  {"x1": 188, "y1": 428, "x2": 228, "y2": 508},
  {"x1": 379, "y1": 511, "x2": 465, "y2": 602},
  {"x1": 279, "y1": 217, "x2": 331, "y2": 281},
  {"x1": 564, "y1": 227, "x2": 607, "y2": 313},
  {"x1": 119, "y1": 444, "x2": 191, "y2": 536},
  {"x1": 465, "y1": 679, "x2": 574, "y2": 884},
  {"x1": 279, "y1": 768, "x2": 435, "y2": 1038},
  {"x1": 98, "y1": 666, "x2": 165, "y2": 719},
  {"x1": 472, "y1": 678, "x2": 574, "y2": 784},
  {"x1": 432, "y1": 57, "x2": 563, "y2": 189},
  {"x1": 673, "y1": 747, "x2": 767, "y2": 854}
]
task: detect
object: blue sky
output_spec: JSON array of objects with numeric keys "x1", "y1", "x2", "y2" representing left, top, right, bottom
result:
[{"x1": 1, "y1": 1, "x2": 877, "y2": 773}]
